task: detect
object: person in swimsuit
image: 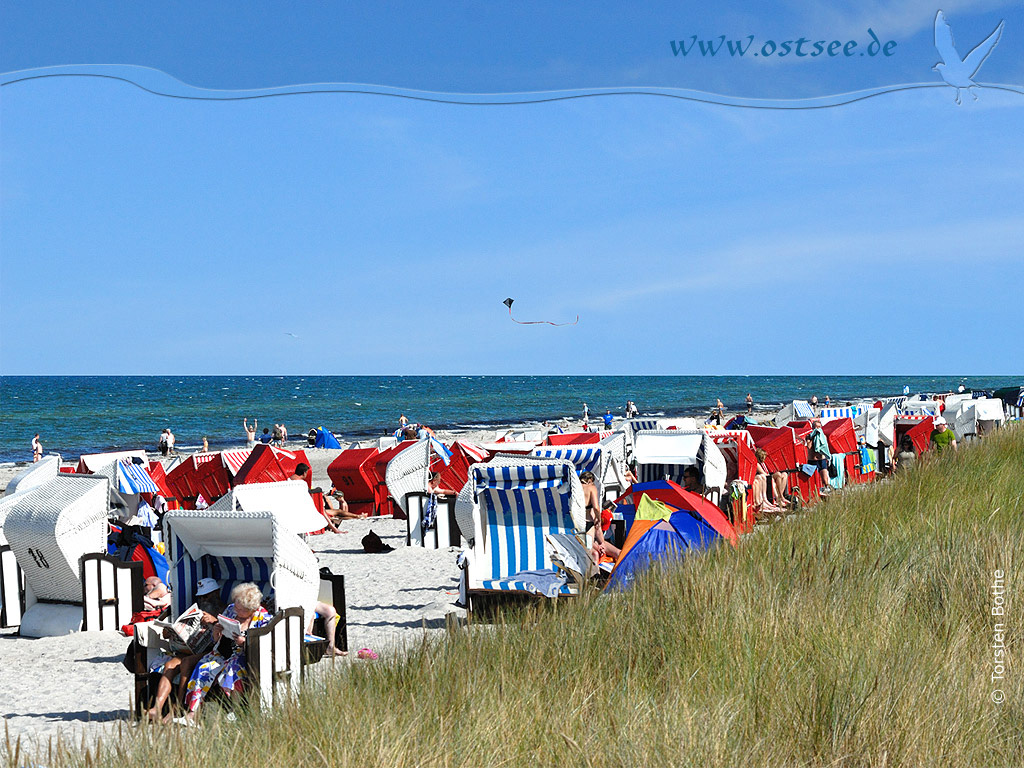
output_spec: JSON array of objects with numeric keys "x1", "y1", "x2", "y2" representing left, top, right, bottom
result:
[
  {"x1": 32, "y1": 433, "x2": 42, "y2": 463},
  {"x1": 243, "y1": 418, "x2": 257, "y2": 449},
  {"x1": 580, "y1": 471, "x2": 619, "y2": 562}
]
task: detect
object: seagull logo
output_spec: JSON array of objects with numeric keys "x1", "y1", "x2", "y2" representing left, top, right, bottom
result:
[{"x1": 933, "y1": 10, "x2": 1004, "y2": 104}]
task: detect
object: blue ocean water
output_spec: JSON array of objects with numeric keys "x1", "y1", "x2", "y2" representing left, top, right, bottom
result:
[{"x1": 1, "y1": 375, "x2": 1019, "y2": 464}]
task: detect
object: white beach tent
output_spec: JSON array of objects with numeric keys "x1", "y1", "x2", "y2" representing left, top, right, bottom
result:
[
  {"x1": 3, "y1": 475, "x2": 110, "y2": 636},
  {"x1": 900, "y1": 397, "x2": 942, "y2": 417},
  {"x1": 209, "y1": 481, "x2": 328, "y2": 536},
  {"x1": 774, "y1": 400, "x2": 815, "y2": 427}
]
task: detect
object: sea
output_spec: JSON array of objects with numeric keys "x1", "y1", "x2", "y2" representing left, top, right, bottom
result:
[{"x1": 1, "y1": 375, "x2": 1020, "y2": 465}]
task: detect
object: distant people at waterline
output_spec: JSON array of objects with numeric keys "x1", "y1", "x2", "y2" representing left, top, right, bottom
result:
[
  {"x1": 158, "y1": 428, "x2": 176, "y2": 456},
  {"x1": 603, "y1": 410, "x2": 614, "y2": 429},
  {"x1": 32, "y1": 433, "x2": 42, "y2": 462},
  {"x1": 746, "y1": 393, "x2": 754, "y2": 414},
  {"x1": 259, "y1": 428, "x2": 273, "y2": 445}
]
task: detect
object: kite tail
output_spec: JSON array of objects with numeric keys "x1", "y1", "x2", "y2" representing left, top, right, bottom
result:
[{"x1": 507, "y1": 307, "x2": 579, "y2": 326}]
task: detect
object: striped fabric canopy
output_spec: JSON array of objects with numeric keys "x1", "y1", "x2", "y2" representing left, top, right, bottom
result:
[
  {"x1": 116, "y1": 460, "x2": 160, "y2": 494},
  {"x1": 531, "y1": 446, "x2": 601, "y2": 475},
  {"x1": 456, "y1": 441, "x2": 490, "y2": 463},
  {"x1": 819, "y1": 406, "x2": 864, "y2": 421},
  {"x1": 472, "y1": 462, "x2": 577, "y2": 584},
  {"x1": 222, "y1": 448, "x2": 253, "y2": 475},
  {"x1": 706, "y1": 429, "x2": 754, "y2": 446}
]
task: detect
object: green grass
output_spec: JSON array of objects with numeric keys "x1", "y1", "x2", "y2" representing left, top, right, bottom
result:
[{"x1": 12, "y1": 427, "x2": 1024, "y2": 767}]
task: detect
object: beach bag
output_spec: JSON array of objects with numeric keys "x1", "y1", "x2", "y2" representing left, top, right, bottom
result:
[
  {"x1": 361, "y1": 530, "x2": 394, "y2": 554},
  {"x1": 828, "y1": 461, "x2": 839, "y2": 479}
]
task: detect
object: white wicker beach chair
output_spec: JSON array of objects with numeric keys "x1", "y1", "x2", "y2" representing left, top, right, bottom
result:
[
  {"x1": 3, "y1": 475, "x2": 110, "y2": 636},
  {"x1": 4, "y1": 454, "x2": 62, "y2": 498},
  {"x1": 456, "y1": 458, "x2": 585, "y2": 608},
  {"x1": 385, "y1": 439, "x2": 430, "y2": 519}
]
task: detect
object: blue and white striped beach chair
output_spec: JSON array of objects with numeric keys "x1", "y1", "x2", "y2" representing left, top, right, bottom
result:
[{"x1": 456, "y1": 458, "x2": 585, "y2": 606}]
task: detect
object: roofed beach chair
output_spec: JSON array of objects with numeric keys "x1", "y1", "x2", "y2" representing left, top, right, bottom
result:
[
  {"x1": 4, "y1": 475, "x2": 111, "y2": 636},
  {"x1": 132, "y1": 508, "x2": 344, "y2": 712},
  {"x1": 455, "y1": 458, "x2": 585, "y2": 611}
]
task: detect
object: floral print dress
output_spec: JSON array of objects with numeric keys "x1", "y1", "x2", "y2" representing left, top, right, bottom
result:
[{"x1": 184, "y1": 603, "x2": 270, "y2": 712}]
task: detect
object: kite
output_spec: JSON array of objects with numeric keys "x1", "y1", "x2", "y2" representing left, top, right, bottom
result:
[{"x1": 503, "y1": 297, "x2": 579, "y2": 326}]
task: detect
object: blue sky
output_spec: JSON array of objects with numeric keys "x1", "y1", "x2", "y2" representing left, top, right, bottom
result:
[{"x1": 1, "y1": 1, "x2": 1022, "y2": 375}]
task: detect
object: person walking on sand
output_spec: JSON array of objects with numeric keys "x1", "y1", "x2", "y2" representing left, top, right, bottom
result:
[
  {"x1": 272, "y1": 423, "x2": 284, "y2": 446},
  {"x1": 32, "y1": 433, "x2": 42, "y2": 462},
  {"x1": 603, "y1": 410, "x2": 614, "y2": 429},
  {"x1": 582, "y1": 402, "x2": 590, "y2": 422},
  {"x1": 243, "y1": 418, "x2": 257, "y2": 449},
  {"x1": 166, "y1": 429, "x2": 176, "y2": 456},
  {"x1": 746, "y1": 393, "x2": 753, "y2": 415}
]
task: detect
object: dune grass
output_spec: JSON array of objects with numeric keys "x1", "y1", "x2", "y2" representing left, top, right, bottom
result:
[{"x1": 12, "y1": 427, "x2": 1024, "y2": 767}]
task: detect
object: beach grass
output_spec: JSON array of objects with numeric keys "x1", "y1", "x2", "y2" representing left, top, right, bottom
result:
[{"x1": 13, "y1": 426, "x2": 1023, "y2": 767}]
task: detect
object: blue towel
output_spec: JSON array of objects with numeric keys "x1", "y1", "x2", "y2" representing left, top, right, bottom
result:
[{"x1": 511, "y1": 569, "x2": 567, "y2": 598}]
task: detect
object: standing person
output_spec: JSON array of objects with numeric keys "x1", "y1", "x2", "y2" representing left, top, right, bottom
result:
[
  {"x1": 580, "y1": 472, "x2": 619, "y2": 562},
  {"x1": 746, "y1": 394, "x2": 754, "y2": 415},
  {"x1": 628, "y1": 400, "x2": 639, "y2": 418},
  {"x1": 166, "y1": 429, "x2": 176, "y2": 456},
  {"x1": 279, "y1": 423, "x2": 287, "y2": 444},
  {"x1": 602, "y1": 410, "x2": 614, "y2": 429},
  {"x1": 200, "y1": 436, "x2": 209, "y2": 453},
  {"x1": 399, "y1": 414, "x2": 409, "y2": 428},
  {"x1": 582, "y1": 402, "x2": 590, "y2": 422},
  {"x1": 158, "y1": 429, "x2": 169, "y2": 456},
  {"x1": 824, "y1": 395, "x2": 831, "y2": 408},
  {"x1": 805, "y1": 418, "x2": 832, "y2": 492},
  {"x1": 272, "y1": 423, "x2": 283, "y2": 446},
  {"x1": 929, "y1": 417, "x2": 958, "y2": 454},
  {"x1": 243, "y1": 418, "x2": 257, "y2": 449},
  {"x1": 810, "y1": 395, "x2": 819, "y2": 412},
  {"x1": 31, "y1": 433, "x2": 42, "y2": 462},
  {"x1": 259, "y1": 428, "x2": 273, "y2": 445}
]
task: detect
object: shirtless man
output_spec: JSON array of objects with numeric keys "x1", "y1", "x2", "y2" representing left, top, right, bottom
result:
[
  {"x1": 32, "y1": 433, "x2": 42, "y2": 463},
  {"x1": 243, "y1": 418, "x2": 257, "y2": 449},
  {"x1": 580, "y1": 471, "x2": 619, "y2": 562}
]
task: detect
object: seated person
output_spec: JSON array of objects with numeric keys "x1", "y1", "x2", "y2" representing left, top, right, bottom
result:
[
  {"x1": 143, "y1": 576, "x2": 173, "y2": 612},
  {"x1": 324, "y1": 487, "x2": 362, "y2": 529},
  {"x1": 752, "y1": 448, "x2": 787, "y2": 515},
  {"x1": 427, "y1": 471, "x2": 454, "y2": 496},
  {"x1": 182, "y1": 582, "x2": 271, "y2": 723},
  {"x1": 580, "y1": 471, "x2": 620, "y2": 563},
  {"x1": 307, "y1": 601, "x2": 346, "y2": 657},
  {"x1": 146, "y1": 578, "x2": 225, "y2": 723},
  {"x1": 288, "y1": 462, "x2": 311, "y2": 484},
  {"x1": 681, "y1": 466, "x2": 706, "y2": 496}
]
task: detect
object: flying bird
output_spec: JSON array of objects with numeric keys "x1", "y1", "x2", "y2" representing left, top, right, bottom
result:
[
  {"x1": 284, "y1": 332, "x2": 299, "y2": 338},
  {"x1": 503, "y1": 297, "x2": 579, "y2": 326},
  {"x1": 933, "y1": 11, "x2": 1004, "y2": 104}
]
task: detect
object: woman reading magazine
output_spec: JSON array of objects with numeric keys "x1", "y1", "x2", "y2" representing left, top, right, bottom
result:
[{"x1": 179, "y1": 582, "x2": 270, "y2": 723}]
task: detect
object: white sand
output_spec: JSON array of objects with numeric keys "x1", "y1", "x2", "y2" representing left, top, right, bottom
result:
[
  {"x1": 0, "y1": 410, "x2": 763, "y2": 750},
  {"x1": 0, "y1": 510, "x2": 464, "y2": 750}
]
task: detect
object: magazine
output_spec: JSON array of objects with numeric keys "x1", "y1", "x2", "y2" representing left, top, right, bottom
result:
[
  {"x1": 153, "y1": 604, "x2": 214, "y2": 655},
  {"x1": 217, "y1": 613, "x2": 244, "y2": 641}
]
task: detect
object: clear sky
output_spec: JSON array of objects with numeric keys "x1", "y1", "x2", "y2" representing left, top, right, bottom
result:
[{"x1": 1, "y1": 1, "x2": 1022, "y2": 375}]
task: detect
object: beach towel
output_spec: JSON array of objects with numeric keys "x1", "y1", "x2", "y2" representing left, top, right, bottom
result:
[
  {"x1": 508, "y1": 568, "x2": 568, "y2": 598},
  {"x1": 422, "y1": 493, "x2": 438, "y2": 535}
]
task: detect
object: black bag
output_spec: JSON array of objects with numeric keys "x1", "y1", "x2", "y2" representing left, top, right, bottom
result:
[
  {"x1": 361, "y1": 530, "x2": 394, "y2": 554},
  {"x1": 828, "y1": 461, "x2": 839, "y2": 479}
]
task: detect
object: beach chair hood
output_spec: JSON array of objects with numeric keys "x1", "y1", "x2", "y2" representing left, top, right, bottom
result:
[
  {"x1": 209, "y1": 481, "x2": 328, "y2": 536},
  {"x1": 163, "y1": 508, "x2": 319, "y2": 622}
]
